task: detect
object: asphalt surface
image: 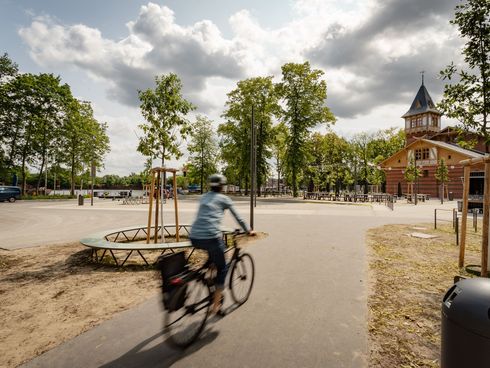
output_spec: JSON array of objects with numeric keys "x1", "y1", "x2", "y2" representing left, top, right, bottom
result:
[{"x1": 2, "y1": 197, "x2": 457, "y2": 367}]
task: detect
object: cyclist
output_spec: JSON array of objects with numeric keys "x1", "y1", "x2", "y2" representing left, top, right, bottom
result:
[{"x1": 189, "y1": 174, "x2": 255, "y2": 314}]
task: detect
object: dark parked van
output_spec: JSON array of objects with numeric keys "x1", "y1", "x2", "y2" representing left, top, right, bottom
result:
[{"x1": 0, "y1": 186, "x2": 21, "y2": 202}]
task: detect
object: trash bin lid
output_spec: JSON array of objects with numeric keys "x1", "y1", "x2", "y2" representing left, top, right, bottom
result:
[{"x1": 442, "y1": 278, "x2": 490, "y2": 338}]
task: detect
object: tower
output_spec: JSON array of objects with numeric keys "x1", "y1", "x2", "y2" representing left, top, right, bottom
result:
[{"x1": 402, "y1": 74, "x2": 441, "y2": 145}]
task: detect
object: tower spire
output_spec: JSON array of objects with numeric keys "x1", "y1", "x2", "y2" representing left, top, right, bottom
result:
[{"x1": 420, "y1": 70, "x2": 425, "y2": 86}]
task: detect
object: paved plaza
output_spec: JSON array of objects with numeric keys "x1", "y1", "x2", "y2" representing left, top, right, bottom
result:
[{"x1": 1, "y1": 197, "x2": 457, "y2": 367}]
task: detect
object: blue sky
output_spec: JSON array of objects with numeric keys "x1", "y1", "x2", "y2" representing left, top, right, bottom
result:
[{"x1": 1, "y1": 0, "x2": 462, "y2": 175}]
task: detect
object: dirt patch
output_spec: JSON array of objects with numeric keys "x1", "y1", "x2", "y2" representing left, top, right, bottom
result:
[
  {"x1": 0, "y1": 242, "x2": 162, "y2": 368},
  {"x1": 367, "y1": 222, "x2": 482, "y2": 367},
  {"x1": 0, "y1": 233, "x2": 267, "y2": 368}
]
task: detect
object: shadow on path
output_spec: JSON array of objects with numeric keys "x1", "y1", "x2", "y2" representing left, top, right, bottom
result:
[
  {"x1": 100, "y1": 300, "x2": 244, "y2": 368},
  {"x1": 100, "y1": 328, "x2": 219, "y2": 368}
]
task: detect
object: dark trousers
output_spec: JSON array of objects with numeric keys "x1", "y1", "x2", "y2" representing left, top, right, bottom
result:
[{"x1": 190, "y1": 237, "x2": 227, "y2": 288}]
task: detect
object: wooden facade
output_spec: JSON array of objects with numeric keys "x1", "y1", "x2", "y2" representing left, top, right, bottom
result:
[
  {"x1": 380, "y1": 81, "x2": 486, "y2": 199},
  {"x1": 382, "y1": 139, "x2": 483, "y2": 199}
]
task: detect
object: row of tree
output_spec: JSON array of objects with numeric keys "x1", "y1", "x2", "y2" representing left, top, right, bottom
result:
[
  {"x1": 0, "y1": 54, "x2": 110, "y2": 194},
  {"x1": 136, "y1": 62, "x2": 337, "y2": 196}
]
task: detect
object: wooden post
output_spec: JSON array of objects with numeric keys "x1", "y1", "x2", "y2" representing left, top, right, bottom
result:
[
  {"x1": 173, "y1": 171, "x2": 179, "y2": 242},
  {"x1": 483, "y1": 163, "x2": 490, "y2": 275},
  {"x1": 459, "y1": 165, "x2": 470, "y2": 268},
  {"x1": 482, "y1": 162, "x2": 490, "y2": 277},
  {"x1": 154, "y1": 171, "x2": 160, "y2": 244},
  {"x1": 146, "y1": 171, "x2": 155, "y2": 244}
]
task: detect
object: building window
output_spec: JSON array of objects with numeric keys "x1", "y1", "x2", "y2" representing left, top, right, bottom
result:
[
  {"x1": 415, "y1": 148, "x2": 430, "y2": 160},
  {"x1": 431, "y1": 115, "x2": 439, "y2": 127},
  {"x1": 448, "y1": 155, "x2": 451, "y2": 159}
]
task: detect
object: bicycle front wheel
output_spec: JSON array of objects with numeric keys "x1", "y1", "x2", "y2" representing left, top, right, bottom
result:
[
  {"x1": 229, "y1": 253, "x2": 255, "y2": 305},
  {"x1": 164, "y1": 277, "x2": 211, "y2": 348}
]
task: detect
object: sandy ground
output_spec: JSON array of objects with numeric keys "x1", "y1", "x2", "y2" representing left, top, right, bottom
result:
[
  {"x1": 0, "y1": 233, "x2": 266, "y2": 368},
  {"x1": 367, "y1": 222, "x2": 482, "y2": 368},
  {"x1": 0, "y1": 242, "x2": 162, "y2": 368}
]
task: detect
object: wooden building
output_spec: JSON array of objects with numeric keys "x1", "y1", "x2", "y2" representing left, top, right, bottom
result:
[{"x1": 381, "y1": 80, "x2": 486, "y2": 199}]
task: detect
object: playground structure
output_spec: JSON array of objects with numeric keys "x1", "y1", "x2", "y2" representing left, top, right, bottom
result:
[
  {"x1": 80, "y1": 167, "x2": 194, "y2": 266},
  {"x1": 147, "y1": 167, "x2": 180, "y2": 243},
  {"x1": 459, "y1": 156, "x2": 490, "y2": 276}
]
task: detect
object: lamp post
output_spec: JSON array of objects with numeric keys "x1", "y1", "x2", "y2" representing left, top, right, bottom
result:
[{"x1": 250, "y1": 105, "x2": 255, "y2": 230}]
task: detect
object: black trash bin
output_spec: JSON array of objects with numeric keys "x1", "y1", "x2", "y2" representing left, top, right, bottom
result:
[
  {"x1": 441, "y1": 278, "x2": 490, "y2": 368},
  {"x1": 78, "y1": 194, "x2": 84, "y2": 206},
  {"x1": 448, "y1": 192, "x2": 454, "y2": 201}
]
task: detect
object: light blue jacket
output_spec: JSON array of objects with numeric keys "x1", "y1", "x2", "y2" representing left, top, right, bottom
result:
[{"x1": 190, "y1": 191, "x2": 250, "y2": 239}]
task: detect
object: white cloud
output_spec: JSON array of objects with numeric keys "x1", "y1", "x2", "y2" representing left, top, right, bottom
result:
[{"x1": 17, "y1": 0, "x2": 464, "y2": 175}]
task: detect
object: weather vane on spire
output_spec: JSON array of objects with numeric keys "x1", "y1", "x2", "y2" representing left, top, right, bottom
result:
[{"x1": 420, "y1": 70, "x2": 425, "y2": 85}]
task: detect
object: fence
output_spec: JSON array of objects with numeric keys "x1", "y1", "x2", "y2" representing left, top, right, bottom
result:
[{"x1": 435, "y1": 208, "x2": 480, "y2": 246}]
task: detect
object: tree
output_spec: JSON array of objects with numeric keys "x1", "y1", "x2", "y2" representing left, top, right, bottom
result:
[
  {"x1": 404, "y1": 158, "x2": 421, "y2": 197},
  {"x1": 220, "y1": 76, "x2": 279, "y2": 195},
  {"x1": 137, "y1": 74, "x2": 195, "y2": 167},
  {"x1": 187, "y1": 115, "x2": 218, "y2": 194},
  {"x1": 0, "y1": 53, "x2": 18, "y2": 81},
  {"x1": 62, "y1": 99, "x2": 110, "y2": 195},
  {"x1": 435, "y1": 158, "x2": 450, "y2": 203},
  {"x1": 351, "y1": 128, "x2": 405, "y2": 193},
  {"x1": 439, "y1": 0, "x2": 490, "y2": 149},
  {"x1": 271, "y1": 122, "x2": 288, "y2": 192},
  {"x1": 276, "y1": 62, "x2": 335, "y2": 196},
  {"x1": 306, "y1": 131, "x2": 351, "y2": 193}
]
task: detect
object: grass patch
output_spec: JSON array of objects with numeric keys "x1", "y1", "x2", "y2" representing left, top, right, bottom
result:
[{"x1": 367, "y1": 222, "x2": 482, "y2": 367}]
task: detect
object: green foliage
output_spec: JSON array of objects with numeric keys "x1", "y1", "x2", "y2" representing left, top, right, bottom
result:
[
  {"x1": 137, "y1": 73, "x2": 195, "y2": 165},
  {"x1": 276, "y1": 62, "x2": 335, "y2": 196},
  {"x1": 404, "y1": 158, "x2": 421, "y2": 184},
  {"x1": 435, "y1": 159, "x2": 450, "y2": 183},
  {"x1": 62, "y1": 99, "x2": 110, "y2": 194},
  {"x1": 0, "y1": 53, "x2": 110, "y2": 194},
  {"x1": 271, "y1": 122, "x2": 288, "y2": 191},
  {"x1": 219, "y1": 76, "x2": 279, "y2": 194},
  {"x1": 439, "y1": 0, "x2": 490, "y2": 147},
  {"x1": 305, "y1": 131, "x2": 350, "y2": 192},
  {"x1": 187, "y1": 115, "x2": 218, "y2": 193},
  {"x1": 351, "y1": 128, "x2": 405, "y2": 190},
  {"x1": 0, "y1": 53, "x2": 18, "y2": 80}
]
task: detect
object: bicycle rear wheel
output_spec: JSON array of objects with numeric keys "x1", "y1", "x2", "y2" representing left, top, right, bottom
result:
[
  {"x1": 164, "y1": 277, "x2": 211, "y2": 348},
  {"x1": 229, "y1": 253, "x2": 255, "y2": 305}
]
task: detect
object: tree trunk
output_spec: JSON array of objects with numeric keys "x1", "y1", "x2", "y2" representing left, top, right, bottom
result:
[
  {"x1": 37, "y1": 154, "x2": 45, "y2": 193},
  {"x1": 200, "y1": 149, "x2": 204, "y2": 194},
  {"x1": 21, "y1": 155, "x2": 27, "y2": 195},
  {"x1": 70, "y1": 151, "x2": 76, "y2": 196},
  {"x1": 292, "y1": 165, "x2": 297, "y2": 197}
]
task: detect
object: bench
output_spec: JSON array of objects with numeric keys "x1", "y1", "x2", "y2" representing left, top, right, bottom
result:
[
  {"x1": 80, "y1": 225, "x2": 195, "y2": 267},
  {"x1": 80, "y1": 225, "x2": 235, "y2": 267}
]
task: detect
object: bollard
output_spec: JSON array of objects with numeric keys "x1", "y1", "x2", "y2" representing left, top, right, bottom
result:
[
  {"x1": 435, "y1": 209, "x2": 437, "y2": 229},
  {"x1": 455, "y1": 216, "x2": 459, "y2": 246},
  {"x1": 452, "y1": 209, "x2": 456, "y2": 229},
  {"x1": 474, "y1": 210, "x2": 478, "y2": 233}
]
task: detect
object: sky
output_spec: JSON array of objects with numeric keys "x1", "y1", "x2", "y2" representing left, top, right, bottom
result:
[{"x1": 1, "y1": 0, "x2": 464, "y2": 175}]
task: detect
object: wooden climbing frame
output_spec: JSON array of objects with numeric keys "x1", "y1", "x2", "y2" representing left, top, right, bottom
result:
[{"x1": 146, "y1": 167, "x2": 180, "y2": 244}]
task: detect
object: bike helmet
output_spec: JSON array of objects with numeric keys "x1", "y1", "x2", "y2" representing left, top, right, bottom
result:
[{"x1": 208, "y1": 174, "x2": 227, "y2": 187}]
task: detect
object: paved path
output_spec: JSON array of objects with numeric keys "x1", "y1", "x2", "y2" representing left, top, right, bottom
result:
[{"x1": 2, "y1": 198, "x2": 457, "y2": 367}]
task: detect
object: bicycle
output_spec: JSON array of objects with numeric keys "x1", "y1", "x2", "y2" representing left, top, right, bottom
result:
[{"x1": 157, "y1": 230, "x2": 255, "y2": 348}]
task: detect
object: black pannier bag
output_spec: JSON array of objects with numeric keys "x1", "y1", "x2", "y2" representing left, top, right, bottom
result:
[{"x1": 156, "y1": 252, "x2": 188, "y2": 311}]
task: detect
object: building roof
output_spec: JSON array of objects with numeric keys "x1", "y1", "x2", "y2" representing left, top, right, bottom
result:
[
  {"x1": 419, "y1": 139, "x2": 484, "y2": 159},
  {"x1": 401, "y1": 84, "x2": 441, "y2": 118},
  {"x1": 379, "y1": 138, "x2": 485, "y2": 168}
]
